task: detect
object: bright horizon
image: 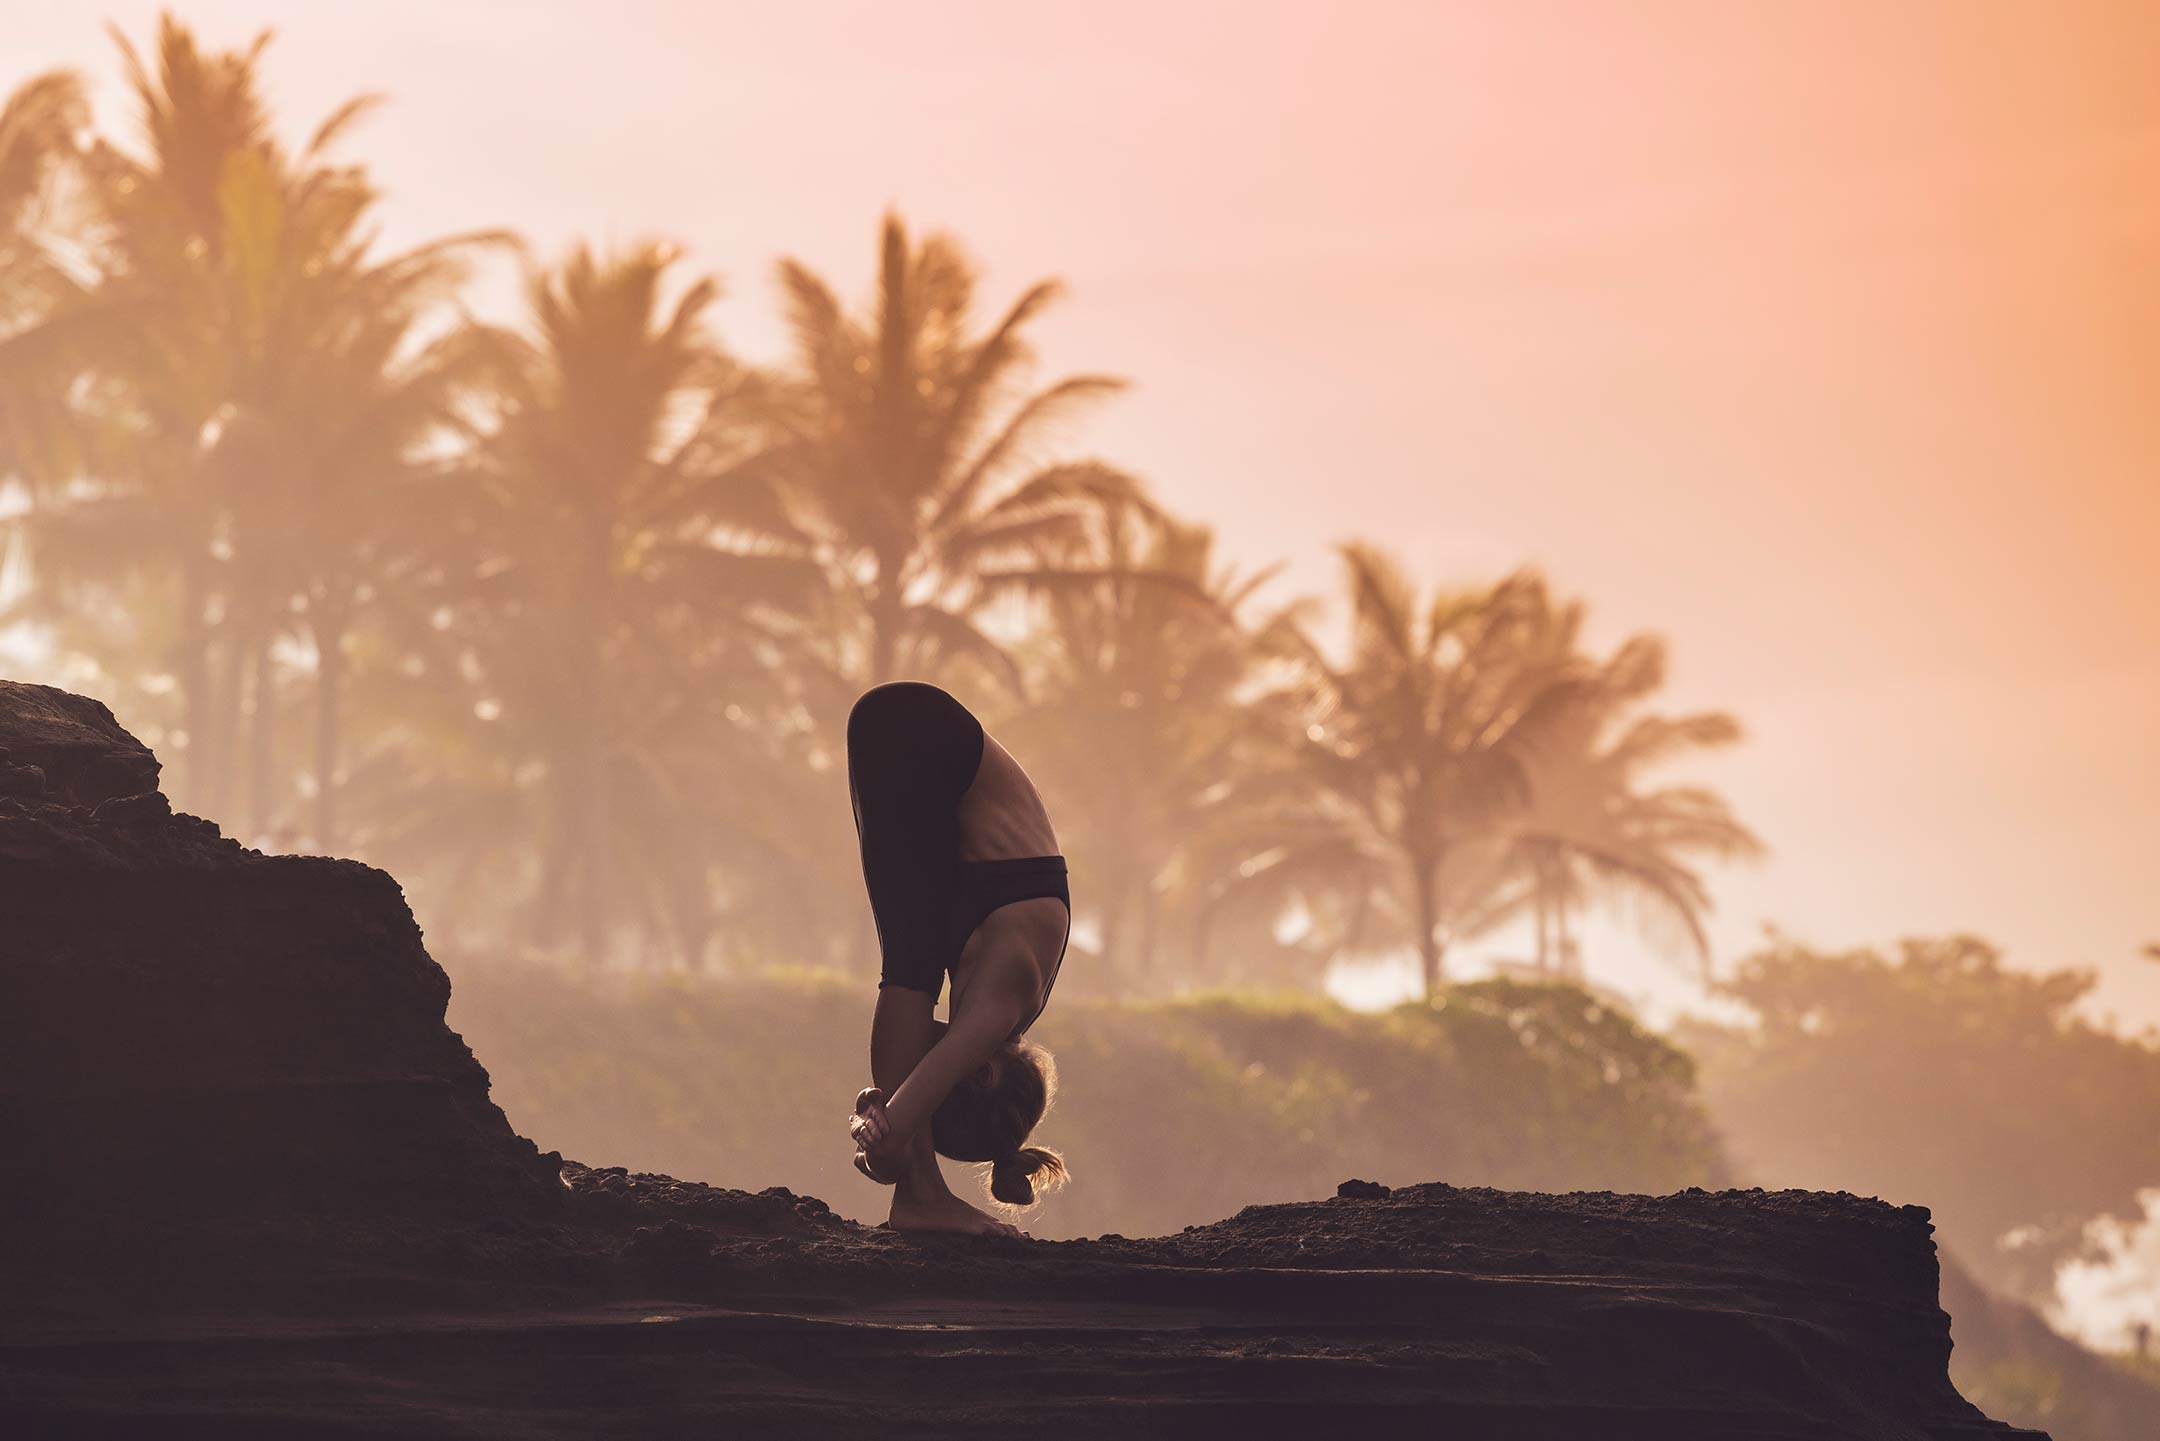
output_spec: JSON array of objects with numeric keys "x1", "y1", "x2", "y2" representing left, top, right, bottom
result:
[{"x1": 6, "y1": 0, "x2": 2156, "y2": 1028}]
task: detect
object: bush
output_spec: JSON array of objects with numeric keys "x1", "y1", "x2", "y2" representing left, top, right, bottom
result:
[
  {"x1": 447, "y1": 962, "x2": 1726, "y2": 1239},
  {"x1": 1682, "y1": 933, "x2": 2160, "y2": 1304}
]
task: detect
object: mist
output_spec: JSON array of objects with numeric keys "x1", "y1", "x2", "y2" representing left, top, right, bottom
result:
[{"x1": 4, "y1": 10, "x2": 2157, "y2": 1437}]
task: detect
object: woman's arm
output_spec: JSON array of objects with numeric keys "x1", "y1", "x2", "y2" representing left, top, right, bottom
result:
[
  {"x1": 881, "y1": 991, "x2": 1022, "y2": 1143},
  {"x1": 869, "y1": 987, "x2": 942, "y2": 1102}
]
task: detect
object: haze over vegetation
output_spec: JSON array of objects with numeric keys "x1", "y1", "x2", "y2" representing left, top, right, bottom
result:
[{"x1": 2, "y1": 12, "x2": 2155, "y2": 1436}]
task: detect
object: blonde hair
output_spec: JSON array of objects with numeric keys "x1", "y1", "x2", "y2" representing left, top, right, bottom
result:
[{"x1": 931, "y1": 1038, "x2": 1069, "y2": 1206}]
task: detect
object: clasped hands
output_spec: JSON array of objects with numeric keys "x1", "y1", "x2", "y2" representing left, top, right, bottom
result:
[{"x1": 849, "y1": 1086, "x2": 907, "y2": 1184}]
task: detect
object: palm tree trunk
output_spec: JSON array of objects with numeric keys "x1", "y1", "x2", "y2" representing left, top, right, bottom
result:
[
  {"x1": 1414, "y1": 854, "x2": 1443, "y2": 1000},
  {"x1": 1097, "y1": 891, "x2": 1126, "y2": 991},
  {"x1": 582, "y1": 765, "x2": 608, "y2": 965},
  {"x1": 866, "y1": 551, "x2": 911, "y2": 687},
  {"x1": 560, "y1": 719, "x2": 606, "y2": 967},
  {"x1": 171, "y1": 553, "x2": 210, "y2": 809},
  {"x1": 528, "y1": 815, "x2": 571, "y2": 951},
  {"x1": 245, "y1": 636, "x2": 275, "y2": 841},
  {"x1": 203, "y1": 627, "x2": 241, "y2": 825},
  {"x1": 313, "y1": 614, "x2": 346, "y2": 852},
  {"x1": 667, "y1": 869, "x2": 708, "y2": 972},
  {"x1": 1137, "y1": 884, "x2": 1160, "y2": 982},
  {"x1": 1532, "y1": 856, "x2": 1551, "y2": 975},
  {"x1": 869, "y1": 597, "x2": 901, "y2": 687},
  {"x1": 568, "y1": 619, "x2": 608, "y2": 968},
  {"x1": 1190, "y1": 906, "x2": 1214, "y2": 982},
  {"x1": 1555, "y1": 894, "x2": 1578, "y2": 980}
]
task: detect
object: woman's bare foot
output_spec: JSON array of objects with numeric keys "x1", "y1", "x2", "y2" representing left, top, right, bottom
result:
[
  {"x1": 889, "y1": 1188, "x2": 1026, "y2": 1239},
  {"x1": 854, "y1": 1149, "x2": 905, "y2": 1185}
]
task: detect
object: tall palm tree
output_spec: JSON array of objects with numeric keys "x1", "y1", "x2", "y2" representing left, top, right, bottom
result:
[
  {"x1": 1511, "y1": 633, "x2": 1762, "y2": 982},
  {"x1": 203, "y1": 137, "x2": 509, "y2": 845},
  {"x1": 8, "y1": 18, "x2": 501, "y2": 841},
  {"x1": 996, "y1": 493, "x2": 1307, "y2": 989},
  {"x1": 377, "y1": 242, "x2": 814, "y2": 967},
  {"x1": 772, "y1": 211, "x2": 1136, "y2": 706},
  {"x1": 61, "y1": 18, "x2": 276, "y2": 812},
  {"x1": 1229, "y1": 545, "x2": 1594, "y2": 998}
]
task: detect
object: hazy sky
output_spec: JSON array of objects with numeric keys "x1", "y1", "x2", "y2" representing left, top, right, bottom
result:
[{"x1": 8, "y1": 2, "x2": 2157, "y2": 1024}]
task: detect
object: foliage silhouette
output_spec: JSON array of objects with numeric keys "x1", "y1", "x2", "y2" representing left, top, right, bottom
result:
[
  {"x1": 1682, "y1": 932, "x2": 2160, "y2": 1305},
  {"x1": 1, "y1": 18, "x2": 1755, "y2": 992}
]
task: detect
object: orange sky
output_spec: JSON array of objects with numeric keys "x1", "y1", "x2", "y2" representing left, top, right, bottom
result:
[{"x1": 9, "y1": 2, "x2": 2158, "y2": 1024}]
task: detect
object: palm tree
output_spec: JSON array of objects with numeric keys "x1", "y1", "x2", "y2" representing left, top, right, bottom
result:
[
  {"x1": 995, "y1": 493, "x2": 1307, "y2": 989},
  {"x1": 57, "y1": 19, "x2": 277, "y2": 811},
  {"x1": 771, "y1": 211, "x2": 1136, "y2": 704},
  {"x1": 1511, "y1": 633, "x2": 1762, "y2": 982},
  {"x1": 0, "y1": 69, "x2": 88, "y2": 496},
  {"x1": 8, "y1": 18, "x2": 501, "y2": 842},
  {"x1": 1230, "y1": 545, "x2": 1595, "y2": 999},
  {"x1": 378, "y1": 242, "x2": 815, "y2": 967},
  {"x1": 204, "y1": 138, "x2": 510, "y2": 845}
]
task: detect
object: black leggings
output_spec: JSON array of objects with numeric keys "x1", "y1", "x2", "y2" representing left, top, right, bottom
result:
[{"x1": 845, "y1": 683, "x2": 1070, "y2": 1026}]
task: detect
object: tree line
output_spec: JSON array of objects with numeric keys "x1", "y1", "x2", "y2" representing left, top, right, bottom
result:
[{"x1": 0, "y1": 18, "x2": 1760, "y2": 992}]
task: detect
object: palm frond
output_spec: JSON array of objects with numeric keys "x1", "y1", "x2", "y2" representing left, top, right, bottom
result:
[
  {"x1": 897, "y1": 603, "x2": 1022, "y2": 694},
  {"x1": 930, "y1": 374, "x2": 1126, "y2": 535},
  {"x1": 301, "y1": 92, "x2": 383, "y2": 161}
]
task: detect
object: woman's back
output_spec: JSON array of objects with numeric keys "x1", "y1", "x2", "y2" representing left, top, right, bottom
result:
[{"x1": 957, "y1": 733, "x2": 1059, "y2": 862}]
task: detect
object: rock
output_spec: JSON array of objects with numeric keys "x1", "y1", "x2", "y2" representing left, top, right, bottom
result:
[
  {"x1": 0, "y1": 679, "x2": 561, "y2": 1225},
  {"x1": 1336, "y1": 1177, "x2": 1392, "y2": 1199},
  {"x1": 0, "y1": 681, "x2": 159, "y2": 807},
  {"x1": 0, "y1": 753, "x2": 46, "y2": 798},
  {"x1": 5, "y1": 1177, "x2": 2051, "y2": 1439},
  {"x1": 89, "y1": 788, "x2": 171, "y2": 825}
]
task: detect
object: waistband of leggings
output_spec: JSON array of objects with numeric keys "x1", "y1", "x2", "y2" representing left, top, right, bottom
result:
[{"x1": 956, "y1": 854, "x2": 1067, "y2": 877}]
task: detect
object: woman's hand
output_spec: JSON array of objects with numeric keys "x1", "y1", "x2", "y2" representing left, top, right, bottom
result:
[
  {"x1": 850, "y1": 1087, "x2": 906, "y2": 1184},
  {"x1": 849, "y1": 1087, "x2": 892, "y2": 1149}
]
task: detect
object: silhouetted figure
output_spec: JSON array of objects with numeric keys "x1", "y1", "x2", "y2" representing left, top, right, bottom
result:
[
  {"x1": 2133, "y1": 1319, "x2": 2152, "y2": 1360},
  {"x1": 843, "y1": 682, "x2": 1072, "y2": 1237}
]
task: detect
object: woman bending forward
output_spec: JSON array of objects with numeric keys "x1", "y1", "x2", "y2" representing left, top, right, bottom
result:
[{"x1": 843, "y1": 682, "x2": 1072, "y2": 1238}]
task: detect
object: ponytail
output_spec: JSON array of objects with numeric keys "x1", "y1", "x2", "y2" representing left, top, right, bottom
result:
[{"x1": 989, "y1": 1146, "x2": 1069, "y2": 1206}]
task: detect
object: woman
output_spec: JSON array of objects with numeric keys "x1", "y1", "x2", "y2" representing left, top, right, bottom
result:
[{"x1": 842, "y1": 681, "x2": 1072, "y2": 1238}]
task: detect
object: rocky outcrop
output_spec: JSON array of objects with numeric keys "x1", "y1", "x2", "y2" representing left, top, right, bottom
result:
[
  {"x1": 3, "y1": 1167, "x2": 2043, "y2": 1439},
  {"x1": 0, "y1": 680, "x2": 2042, "y2": 1439},
  {"x1": 0, "y1": 683, "x2": 157, "y2": 807},
  {"x1": 537, "y1": 1170, "x2": 2040, "y2": 1440},
  {"x1": 0, "y1": 679, "x2": 561, "y2": 1223}
]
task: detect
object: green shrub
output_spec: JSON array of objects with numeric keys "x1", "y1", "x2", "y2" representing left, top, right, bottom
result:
[{"x1": 448, "y1": 962, "x2": 1726, "y2": 1239}]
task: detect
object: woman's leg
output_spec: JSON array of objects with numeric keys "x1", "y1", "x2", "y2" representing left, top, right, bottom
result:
[
  {"x1": 845, "y1": 683, "x2": 984, "y2": 997},
  {"x1": 868, "y1": 991, "x2": 1021, "y2": 1236},
  {"x1": 868, "y1": 988, "x2": 949, "y2": 1197},
  {"x1": 846, "y1": 686, "x2": 1018, "y2": 1236}
]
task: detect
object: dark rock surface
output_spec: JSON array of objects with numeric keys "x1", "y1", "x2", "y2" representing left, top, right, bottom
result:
[
  {"x1": 0, "y1": 680, "x2": 2044, "y2": 1438},
  {"x1": 0, "y1": 681, "x2": 158, "y2": 808},
  {"x1": 0, "y1": 679, "x2": 563, "y2": 1223}
]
